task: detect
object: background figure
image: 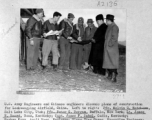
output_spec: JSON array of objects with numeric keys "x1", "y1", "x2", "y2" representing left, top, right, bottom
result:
[
  {"x1": 42, "y1": 12, "x2": 62, "y2": 71},
  {"x1": 103, "y1": 14, "x2": 119, "y2": 82},
  {"x1": 91, "y1": 14, "x2": 107, "y2": 75},
  {"x1": 58, "y1": 13, "x2": 75, "y2": 70},
  {"x1": 20, "y1": 17, "x2": 26, "y2": 64},
  {"x1": 70, "y1": 17, "x2": 85, "y2": 70},
  {"x1": 25, "y1": 9, "x2": 44, "y2": 70},
  {"x1": 82, "y1": 19, "x2": 97, "y2": 69}
]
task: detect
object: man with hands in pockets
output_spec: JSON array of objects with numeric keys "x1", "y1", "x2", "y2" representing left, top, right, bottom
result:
[{"x1": 103, "y1": 14, "x2": 119, "y2": 82}]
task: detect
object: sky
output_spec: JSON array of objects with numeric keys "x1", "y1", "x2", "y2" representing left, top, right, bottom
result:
[{"x1": 23, "y1": 9, "x2": 126, "y2": 41}]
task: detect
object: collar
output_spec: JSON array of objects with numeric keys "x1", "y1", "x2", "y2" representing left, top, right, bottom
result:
[
  {"x1": 76, "y1": 23, "x2": 86, "y2": 30},
  {"x1": 64, "y1": 18, "x2": 73, "y2": 26},
  {"x1": 109, "y1": 22, "x2": 115, "y2": 27},
  {"x1": 33, "y1": 14, "x2": 41, "y2": 21},
  {"x1": 49, "y1": 18, "x2": 55, "y2": 24},
  {"x1": 89, "y1": 24, "x2": 95, "y2": 29}
]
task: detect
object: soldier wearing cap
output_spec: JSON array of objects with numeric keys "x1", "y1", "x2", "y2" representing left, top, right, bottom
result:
[
  {"x1": 82, "y1": 19, "x2": 97, "y2": 70},
  {"x1": 103, "y1": 14, "x2": 119, "y2": 82},
  {"x1": 69, "y1": 17, "x2": 86, "y2": 70},
  {"x1": 58, "y1": 13, "x2": 75, "y2": 70},
  {"x1": 25, "y1": 8, "x2": 44, "y2": 71}
]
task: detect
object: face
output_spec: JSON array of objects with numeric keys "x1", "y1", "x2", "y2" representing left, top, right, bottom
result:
[
  {"x1": 87, "y1": 23, "x2": 93, "y2": 28},
  {"x1": 96, "y1": 20, "x2": 103, "y2": 26},
  {"x1": 78, "y1": 21, "x2": 83, "y2": 26},
  {"x1": 68, "y1": 18, "x2": 74, "y2": 23},
  {"x1": 106, "y1": 19, "x2": 111, "y2": 25},
  {"x1": 37, "y1": 12, "x2": 44, "y2": 19},
  {"x1": 54, "y1": 16, "x2": 61, "y2": 23}
]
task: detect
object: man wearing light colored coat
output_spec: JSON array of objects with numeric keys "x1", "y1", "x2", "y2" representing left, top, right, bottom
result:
[{"x1": 103, "y1": 14, "x2": 119, "y2": 82}]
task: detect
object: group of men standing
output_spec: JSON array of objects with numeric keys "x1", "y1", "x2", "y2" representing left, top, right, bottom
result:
[{"x1": 24, "y1": 9, "x2": 119, "y2": 82}]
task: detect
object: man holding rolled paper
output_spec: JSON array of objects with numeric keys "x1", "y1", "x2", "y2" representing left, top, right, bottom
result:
[{"x1": 42, "y1": 12, "x2": 62, "y2": 71}]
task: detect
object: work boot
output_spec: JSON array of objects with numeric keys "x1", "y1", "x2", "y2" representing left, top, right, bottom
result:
[
  {"x1": 93, "y1": 66, "x2": 98, "y2": 74},
  {"x1": 42, "y1": 65, "x2": 47, "y2": 70},
  {"x1": 53, "y1": 64, "x2": 58, "y2": 71},
  {"x1": 111, "y1": 72, "x2": 117, "y2": 82},
  {"x1": 107, "y1": 71, "x2": 112, "y2": 80}
]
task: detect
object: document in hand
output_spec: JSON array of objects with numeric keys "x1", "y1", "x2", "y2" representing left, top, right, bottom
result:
[
  {"x1": 46, "y1": 30, "x2": 59, "y2": 37},
  {"x1": 70, "y1": 39, "x2": 78, "y2": 43}
]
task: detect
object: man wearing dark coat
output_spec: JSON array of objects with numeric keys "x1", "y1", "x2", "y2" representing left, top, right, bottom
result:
[
  {"x1": 25, "y1": 9, "x2": 44, "y2": 71},
  {"x1": 91, "y1": 14, "x2": 107, "y2": 75},
  {"x1": 58, "y1": 13, "x2": 75, "y2": 70},
  {"x1": 103, "y1": 14, "x2": 119, "y2": 82}
]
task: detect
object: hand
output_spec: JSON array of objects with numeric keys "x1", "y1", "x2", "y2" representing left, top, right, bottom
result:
[
  {"x1": 92, "y1": 39, "x2": 95, "y2": 43},
  {"x1": 43, "y1": 33, "x2": 47, "y2": 37},
  {"x1": 58, "y1": 29, "x2": 63, "y2": 35},
  {"x1": 59, "y1": 29, "x2": 64, "y2": 33},
  {"x1": 108, "y1": 41, "x2": 114, "y2": 47},
  {"x1": 70, "y1": 39, "x2": 77, "y2": 43},
  {"x1": 57, "y1": 36, "x2": 60, "y2": 39},
  {"x1": 30, "y1": 38, "x2": 34, "y2": 45},
  {"x1": 55, "y1": 31, "x2": 60, "y2": 35},
  {"x1": 77, "y1": 37, "x2": 82, "y2": 42},
  {"x1": 67, "y1": 37, "x2": 72, "y2": 40}
]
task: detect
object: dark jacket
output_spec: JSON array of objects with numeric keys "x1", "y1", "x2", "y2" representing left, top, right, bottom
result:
[
  {"x1": 59, "y1": 18, "x2": 73, "y2": 39},
  {"x1": 93, "y1": 23, "x2": 107, "y2": 43},
  {"x1": 25, "y1": 15, "x2": 43, "y2": 39},
  {"x1": 89, "y1": 23, "x2": 107, "y2": 66},
  {"x1": 84, "y1": 24, "x2": 97, "y2": 40},
  {"x1": 72, "y1": 24, "x2": 86, "y2": 40},
  {"x1": 43, "y1": 18, "x2": 59, "y2": 40}
]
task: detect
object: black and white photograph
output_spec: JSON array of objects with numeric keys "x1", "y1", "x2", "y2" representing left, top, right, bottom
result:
[
  {"x1": 1, "y1": 0, "x2": 152, "y2": 120},
  {"x1": 19, "y1": 8, "x2": 126, "y2": 92}
]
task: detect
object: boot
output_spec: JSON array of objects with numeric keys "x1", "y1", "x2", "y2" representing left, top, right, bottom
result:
[
  {"x1": 111, "y1": 72, "x2": 117, "y2": 82},
  {"x1": 93, "y1": 66, "x2": 98, "y2": 74},
  {"x1": 42, "y1": 65, "x2": 47, "y2": 70},
  {"x1": 107, "y1": 70, "x2": 112, "y2": 80},
  {"x1": 98, "y1": 68, "x2": 106, "y2": 76},
  {"x1": 53, "y1": 64, "x2": 58, "y2": 71}
]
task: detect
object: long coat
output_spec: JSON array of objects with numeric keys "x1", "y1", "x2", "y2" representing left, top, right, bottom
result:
[
  {"x1": 103, "y1": 22, "x2": 119, "y2": 69},
  {"x1": 89, "y1": 23, "x2": 107, "y2": 67}
]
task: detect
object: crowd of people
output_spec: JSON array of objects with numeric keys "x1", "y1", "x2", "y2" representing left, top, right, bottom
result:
[{"x1": 21, "y1": 8, "x2": 119, "y2": 82}]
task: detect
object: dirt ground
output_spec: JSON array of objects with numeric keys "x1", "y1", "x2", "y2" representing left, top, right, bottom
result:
[{"x1": 19, "y1": 55, "x2": 126, "y2": 92}]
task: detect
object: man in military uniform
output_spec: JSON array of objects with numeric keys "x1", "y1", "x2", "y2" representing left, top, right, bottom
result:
[
  {"x1": 25, "y1": 9, "x2": 44, "y2": 71},
  {"x1": 82, "y1": 19, "x2": 97, "y2": 70},
  {"x1": 70, "y1": 17, "x2": 86, "y2": 70},
  {"x1": 59, "y1": 13, "x2": 75, "y2": 70},
  {"x1": 42, "y1": 12, "x2": 62, "y2": 71}
]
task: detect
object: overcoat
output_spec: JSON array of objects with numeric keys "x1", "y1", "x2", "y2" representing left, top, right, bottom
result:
[
  {"x1": 89, "y1": 23, "x2": 107, "y2": 67},
  {"x1": 103, "y1": 22, "x2": 119, "y2": 69}
]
